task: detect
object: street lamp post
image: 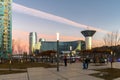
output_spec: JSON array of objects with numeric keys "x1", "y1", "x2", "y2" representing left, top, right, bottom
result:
[
  {"x1": 8, "y1": 54, "x2": 12, "y2": 71},
  {"x1": 111, "y1": 51, "x2": 113, "y2": 68},
  {"x1": 70, "y1": 46, "x2": 72, "y2": 64},
  {"x1": 56, "y1": 33, "x2": 59, "y2": 71}
]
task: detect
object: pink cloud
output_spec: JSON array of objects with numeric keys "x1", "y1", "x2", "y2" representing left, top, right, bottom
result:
[
  {"x1": 12, "y1": 29, "x2": 85, "y2": 53},
  {"x1": 92, "y1": 39, "x2": 104, "y2": 47},
  {"x1": 13, "y1": 29, "x2": 84, "y2": 42},
  {"x1": 12, "y1": 29, "x2": 105, "y2": 54}
]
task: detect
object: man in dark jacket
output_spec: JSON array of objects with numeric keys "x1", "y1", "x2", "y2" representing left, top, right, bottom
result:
[
  {"x1": 64, "y1": 56, "x2": 67, "y2": 66},
  {"x1": 85, "y1": 58, "x2": 90, "y2": 69}
]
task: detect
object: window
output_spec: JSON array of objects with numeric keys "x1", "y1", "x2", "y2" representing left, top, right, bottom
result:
[
  {"x1": 0, "y1": 3, "x2": 3, "y2": 8},
  {"x1": 0, "y1": 0, "x2": 4, "y2": 2}
]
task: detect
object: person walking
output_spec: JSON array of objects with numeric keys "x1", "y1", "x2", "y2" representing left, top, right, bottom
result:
[
  {"x1": 82, "y1": 58, "x2": 86, "y2": 69},
  {"x1": 64, "y1": 56, "x2": 67, "y2": 67},
  {"x1": 85, "y1": 58, "x2": 89, "y2": 69},
  {"x1": 82, "y1": 57, "x2": 89, "y2": 69}
]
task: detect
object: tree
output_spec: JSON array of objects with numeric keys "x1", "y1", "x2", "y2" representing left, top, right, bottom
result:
[
  {"x1": 114, "y1": 31, "x2": 120, "y2": 46},
  {"x1": 103, "y1": 31, "x2": 120, "y2": 47},
  {"x1": 103, "y1": 31, "x2": 120, "y2": 68},
  {"x1": 16, "y1": 39, "x2": 23, "y2": 54}
]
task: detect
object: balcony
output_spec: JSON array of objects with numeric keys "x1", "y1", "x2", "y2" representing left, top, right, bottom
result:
[{"x1": 4, "y1": 13, "x2": 8, "y2": 16}]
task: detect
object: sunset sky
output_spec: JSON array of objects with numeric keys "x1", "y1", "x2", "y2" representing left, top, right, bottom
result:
[{"x1": 12, "y1": 0, "x2": 120, "y2": 51}]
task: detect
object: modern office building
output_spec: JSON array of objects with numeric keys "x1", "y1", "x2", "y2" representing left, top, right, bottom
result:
[
  {"x1": 0, "y1": 0, "x2": 12, "y2": 58},
  {"x1": 81, "y1": 30, "x2": 96, "y2": 50},
  {"x1": 39, "y1": 40, "x2": 85, "y2": 55},
  {"x1": 29, "y1": 32, "x2": 37, "y2": 55}
]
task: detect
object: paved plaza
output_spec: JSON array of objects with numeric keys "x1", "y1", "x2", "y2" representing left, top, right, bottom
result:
[{"x1": 0, "y1": 62, "x2": 120, "y2": 80}]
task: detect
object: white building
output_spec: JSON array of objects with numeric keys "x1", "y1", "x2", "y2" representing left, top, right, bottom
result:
[
  {"x1": 29, "y1": 32, "x2": 37, "y2": 54},
  {"x1": 81, "y1": 30, "x2": 96, "y2": 50}
]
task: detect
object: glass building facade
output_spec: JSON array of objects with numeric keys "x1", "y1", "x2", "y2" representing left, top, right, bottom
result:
[
  {"x1": 29, "y1": 32, "x2": 37, "y2": 55},
  {"x1": 40, "y1": 40, "x2": 85, "y2": 54},
  {"x1": 0, "y1": 0, "x2": 12, "y2": 58}
]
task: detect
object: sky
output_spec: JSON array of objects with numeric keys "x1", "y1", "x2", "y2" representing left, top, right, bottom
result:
[{"x1": 12, "y1": 0, "x2": 120, "y2": 50}]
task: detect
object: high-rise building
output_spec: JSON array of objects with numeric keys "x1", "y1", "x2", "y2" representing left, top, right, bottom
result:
[
  {"x1": 0, "y1": 0, "x2": 12, "y2": 58},
  {"x1": 29, "y1": 32, "x2": 37, "y2": 54}
]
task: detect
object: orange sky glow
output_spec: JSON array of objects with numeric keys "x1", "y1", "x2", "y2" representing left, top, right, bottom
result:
[{"x1": 12, "y1": 29, "x2": 104, "y2": 54}]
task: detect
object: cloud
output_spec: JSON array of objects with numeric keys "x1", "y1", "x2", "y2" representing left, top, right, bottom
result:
[
  {"x1": 37, "y1": 33, "x2": 83, "y2": 41},
  {"x1": 12, "y1": 2, "x2": 113, "y2": 53},
  {"x1": 92, "y1": 39, "x2": 104, "y2": 47},
  {"x1": 12, "y1": 3, "x2": 111, "y2": 34},
  {"x1": 12, "y1": 29, "x2": 85, "y2": 53},
  {"x1": 12, "y1": 29, "x2": 104, "y2": 50},
  {"x1": 12, "y1": 29, "x2": 83, "y2": 41}
]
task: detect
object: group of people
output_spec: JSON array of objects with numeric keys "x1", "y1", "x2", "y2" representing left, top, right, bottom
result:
[{"x1": 63, "y1": 55, "x2": 90, "y2": 69}]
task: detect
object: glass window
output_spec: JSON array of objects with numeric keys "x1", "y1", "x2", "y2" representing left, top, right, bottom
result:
[{"x1": 0, "y1": 3, "x2": 3, "y2": 8}]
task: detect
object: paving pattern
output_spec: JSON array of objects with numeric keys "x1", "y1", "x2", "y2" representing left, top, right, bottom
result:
[{"x1": 0, "y1": 62, "x2": 120, "y2": 80}]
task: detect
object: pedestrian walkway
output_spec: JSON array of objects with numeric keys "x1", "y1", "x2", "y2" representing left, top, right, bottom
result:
[
  {"x1": 0, "y1": 62, "x2": 120, "y2": 80},
  {"x1": 27, "y1": 63, "x2": 105, "y2": 80},
  {"x1": 0, "y1": 73, "x2": 28, "y2": 80}
]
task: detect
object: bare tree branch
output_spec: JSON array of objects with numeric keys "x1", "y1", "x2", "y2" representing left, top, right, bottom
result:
[{"x1": 103, "y1": 31, "x2": 120, "y2": 46}]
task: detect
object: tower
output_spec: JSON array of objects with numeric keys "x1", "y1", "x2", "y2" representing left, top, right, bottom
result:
[
  {"x1": 81, "y1": 30, "x2": 96, "y2": 50},
  {"x1": 0, "y1": 0, "x2": 12, "y2": 58},
  {"x1": 29, "y1": 32, "x2": 37, "y2": 54}
]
